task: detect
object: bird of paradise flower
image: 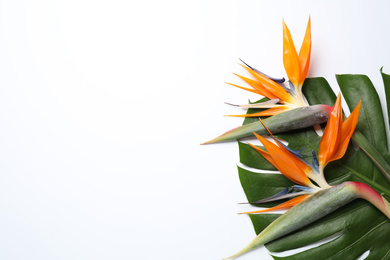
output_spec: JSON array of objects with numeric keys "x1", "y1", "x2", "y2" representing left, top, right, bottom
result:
[
  {"x1": 224, "y1": 94, "x2": 390, "y2": 259},
  {"x1": 202, "y1": 18, "x2": 333, "y2": 145},
  {"x1": 226, "y1": 18, "x2": 311, "y2": 117}
]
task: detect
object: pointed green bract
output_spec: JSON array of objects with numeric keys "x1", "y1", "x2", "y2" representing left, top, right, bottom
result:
[
  {"x1": 202, "y1": 105, "x2": 331, "y2": 144},
  {"x1": 226, "y1": 183, "x2": 388, "y2": 259}
]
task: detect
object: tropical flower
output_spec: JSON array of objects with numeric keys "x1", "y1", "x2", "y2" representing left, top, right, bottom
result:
[
  {"x1": 224, "y1": 94, "x2": 390, "y2": 259},
  {"x1": 201, "y1": 18, "x2": 335, "y2": 145},
  {"x1": 242, "y1": 94, "x2": 359, "y2": 213},
  {"x1": 227, "y1": 18, "x2": 311, "y2": 117}
]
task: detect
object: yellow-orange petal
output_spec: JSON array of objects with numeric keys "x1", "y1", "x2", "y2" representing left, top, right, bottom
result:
[
  {"x1": 225, "y1": 82, "x2": 260, "y2": 95},
  {"x1": 233, "y1": 73, "x2": 278, "y2": 98},
  {"x1": 329, "y1": 100, "x2": 361, "y2": 163},
  {"x1": 252, "y1": 133, "x2": 312, "y2": 186},
  {"x1": 238, "y1": 195, "x2": 309, "y2": 214},
  {"x1": 318, "y1": 94, "x2": 343, "y2": 167},
  {"x1": 283, "y1": 20, "x2": 300, "y2": 88},
  {"x1": 298, "y1": 17, "x2": 311, "y2": 86},
  {"x1": 248, "y1": 143, "x2": 276, "y2": 166},
  {"x1": 240, "y1": 64, "x2": 293, "y2": 103}
]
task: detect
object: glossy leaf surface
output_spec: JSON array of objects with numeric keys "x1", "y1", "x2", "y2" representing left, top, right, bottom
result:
[{"x1": 238, "y1": 73, "x2": 390, "y2": 259}]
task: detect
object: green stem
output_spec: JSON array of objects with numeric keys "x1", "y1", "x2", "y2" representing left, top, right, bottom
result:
[{"x1": 340, "y1": 163, "x2": 390, "y2": 197}]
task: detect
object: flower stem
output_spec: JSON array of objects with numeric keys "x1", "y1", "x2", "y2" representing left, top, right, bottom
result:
[{"x1": 340, "y1": 164, "x2": 390, "y2": 197}]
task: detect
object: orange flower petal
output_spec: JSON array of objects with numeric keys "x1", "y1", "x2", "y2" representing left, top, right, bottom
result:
[
  {"x1": 318, "y1": 93, "x2": 343, "y2": 167},
  {"x1": 298, "y1": 17, "x2": 311, "y2": 86},
  {"x1": 252, "y1": 133, "x2": 312, "y2": 186},
  {"x1": 240, "y1": 64, "x2": 293, "y2": 103},
  {"x1": 283, "y1": 20, "x2": 300, "y2": 88},
  {"x1": 248, "y1": 143, "x2": 276, "y2": 166},
  {"x1": 233, "y1": 73, "x2": 278, "y2": 98},
  {"x1": 329, "y1": 100, "x2": 361, "y2": 162},
  {"x1": 238, "y1": 195, "x2": 309, "y2": 214},
  {"x1": 225, "y1": 82, "x2": 260, "y2": 95}
]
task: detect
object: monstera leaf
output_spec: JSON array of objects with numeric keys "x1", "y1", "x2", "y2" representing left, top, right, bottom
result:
[{"x1": 238, "y1": 71, "x2": 390, "y2": 259}]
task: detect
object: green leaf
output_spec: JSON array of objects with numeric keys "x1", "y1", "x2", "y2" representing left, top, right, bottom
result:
[
  {"x1": 267, "y1": 201, "x2": 390, "y2": 260},
  {"x1": 238, "y1": 142, "x2": 275, "y2": 171},
  {"x1": 227, "y1": 183, "x2": 368, "y2": 259},
  {"x1": 238, "y1": 166, "x2": 293, "y2": 208},
  {"x1": 249, "y1": 214, "x2": 280, "y2": 235},
  {"x1": 337, "y1": 74, "x2": 388, "y2": 156},
  {"x1": 337, "y1": 74, "x2": 390, "y2": 182},
  {"x1": 381, "y1": 67, "x2": 390, "y2": 133},
  {"x1": 238, "y1": 74, "x2": 390, "y2": 259},
  {"x1": 302, "y1": 77, "x2": 336, "y2": 106}
]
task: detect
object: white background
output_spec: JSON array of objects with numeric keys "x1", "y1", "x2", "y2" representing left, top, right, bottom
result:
[{"x1": 0, "y1": 1, "x2": 389, "y2": 259}]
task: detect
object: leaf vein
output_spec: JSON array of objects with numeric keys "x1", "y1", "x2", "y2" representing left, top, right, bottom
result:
[
  {"x1": 329, "y1": 219, "x2": 388, "y2": 259},
  {"x1": 381, "y1": 248, "x2": 390, "y2": 260}
]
